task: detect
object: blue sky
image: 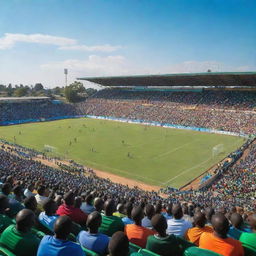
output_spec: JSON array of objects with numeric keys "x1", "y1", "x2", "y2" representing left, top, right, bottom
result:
[{"x1": 0, "y1": 0, "x2": 255, "y2": 88}]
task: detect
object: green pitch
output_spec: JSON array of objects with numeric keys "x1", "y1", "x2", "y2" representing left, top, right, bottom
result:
[{"x1": 0, "y1": 118, "x2": 244, "y2": 188}]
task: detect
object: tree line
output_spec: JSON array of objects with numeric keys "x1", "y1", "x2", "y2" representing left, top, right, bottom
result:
[{"x1": 0, "y1": 82, "x2": 98, "y2": 103}]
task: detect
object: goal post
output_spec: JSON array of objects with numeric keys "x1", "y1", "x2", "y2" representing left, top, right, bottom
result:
[
  {"x1": 43, "y1": 145, "x2": 57, "y2": 153},
  {"x1": 212, "y1": 144, "x2": 224, "y2": 158}
]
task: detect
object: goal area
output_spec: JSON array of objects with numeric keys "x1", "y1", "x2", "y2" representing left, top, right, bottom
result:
[
  {"x1": 44, "y1": 145, "x2": 57, "y2": 153},
  {"x1": 212, "y1": 144, "x2": 224, "y2": 158}
]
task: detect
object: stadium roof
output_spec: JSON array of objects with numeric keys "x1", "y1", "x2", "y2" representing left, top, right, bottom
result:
[{"x1": 78, "y1": 72, "x2": 256, "y2": 87}]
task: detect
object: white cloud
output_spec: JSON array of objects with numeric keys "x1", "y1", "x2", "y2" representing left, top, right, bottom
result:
[
  {"x1": 40, "y1": 58, "x2": 228, "y2": 81},
  {"x1": 40, "y1": 55, "x2": 130, "y2": 87},
  {"x1": 40, "y1": 57, "x2": 225, "y2": 88},
  {"x1": 162, "y1": 61, "x2": 222, "y2": 73},
  {"x1": 21, "y1": 58, "x2": 253, "y2": 88},
  {"x1": 41, "y1": 55, "x2": 128, "y2": 76},
  {"x1": 0, "y1": 33, "x2": 77, "y2": 49},
  {"x1": 59, "y1": 44, "x2": 122, "y2": 52},
  {"x1": 0, "y1": 33, "x2": 122, "y2": 52},
  {"x1": 234, "y1": 66, "x2": 255, "y2": 72}
]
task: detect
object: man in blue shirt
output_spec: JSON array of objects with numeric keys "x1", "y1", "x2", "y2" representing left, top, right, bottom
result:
[
  {"x1": 77, "y1": 211, "x2": 109, "y2": 255},
  {"x1": 228, "y1": 213, "x2": 245, "y2": 240},
  {"x1": 39, "y1": 198, "x2": 59, "y2": 231},
  {"x1": 37, "y1": 215, "x2": 84, "y2": 256},
  {"x1": 122, "y1": 202, "x2": 134, "y2": 225}
]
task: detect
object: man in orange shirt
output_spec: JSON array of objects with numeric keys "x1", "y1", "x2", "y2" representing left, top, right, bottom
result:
[
  {"x1": 185, "y1": 212, "x2": 213, "y2": 245},
  {"x1": 125, "y1": 206, "x2": 155, "y2": 248},
  {"x1": 199, "y1": 213, "x2": 244, "y2": 256}
]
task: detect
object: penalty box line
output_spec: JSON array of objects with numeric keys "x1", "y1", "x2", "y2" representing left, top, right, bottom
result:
[{"x1": 163, "y1": 157, "x2": 212, "y2": 185}]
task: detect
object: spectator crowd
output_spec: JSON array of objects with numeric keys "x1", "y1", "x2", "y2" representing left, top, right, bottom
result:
[
  {"x1": 75, "y1": 89, "x2": 256, "y2": 135},
  {"x1": 0, "y1": 99, "x2": 77, "y2": 124},
  {"x1": 1, "y1": 90, "x2": 256, "y2": 135},
  {"x1": 0, "y1": 137, "x2": 254, "y2": 255},
  {"x1": 0, "y1": 89, "x2": 255, "y2": 255}
]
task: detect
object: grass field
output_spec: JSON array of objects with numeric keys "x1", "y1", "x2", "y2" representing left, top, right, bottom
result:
[{"x1": 0, "y1": 118, "x2": 244, "y2": 188}]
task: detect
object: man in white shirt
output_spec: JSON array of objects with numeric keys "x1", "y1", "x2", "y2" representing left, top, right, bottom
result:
[
  {"x1": 35, "y1": 185, "x2": 48, "y2": 210},
  {"x1": 167, "y1": 204, "x2": 192, "y2": 237},
  {"x1": 24, "y1": 184, "x2": 35, "y2": 198}
]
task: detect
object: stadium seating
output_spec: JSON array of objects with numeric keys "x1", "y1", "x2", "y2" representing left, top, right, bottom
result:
[
  {"x1": 138, "y1": 249, "x2": 160, "y2": 256},
  {"x1": 183, "y1": 246, "x2": 222, "y2": 256},
  {"x1": 243, "y1": 246, "x2": 256, "y2": 256},
  {"x1": 1, "y1": 90, "x2": 255, "y2": 134},
  {"x1": 75, "y1": 89, "x2": 256, "y2": 134},
  {"x1": 81, "y1": 246, "x2": 100, "y2": 256},
  {"x1": 0, "y1": 246, "x2": 16, "y2": 256},
  {"x1": 0, "y1": 89, "x2": 255, "y2": 256},
  {"x1": 129, "y1": 242, "x2": 142, "y2": 254}
]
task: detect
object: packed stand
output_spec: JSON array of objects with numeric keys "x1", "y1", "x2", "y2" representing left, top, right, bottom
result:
[
  {"x1": 0, "y1": 100, "x2": 77, "y2": 124},
  {"x1": 0, "y1": 140, "x2": 255, "y2": 255},
  {"x1": 76, "y1": 89, "x2": 256, "y2": 135}
]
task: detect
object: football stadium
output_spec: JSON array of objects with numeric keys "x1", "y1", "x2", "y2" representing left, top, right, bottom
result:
[
  {"x1": 0, "y1": 1, "x2": 256, "y2": 256},
  {"x1": 0, "y1": 72, "x2": 256, "y2": 256}
]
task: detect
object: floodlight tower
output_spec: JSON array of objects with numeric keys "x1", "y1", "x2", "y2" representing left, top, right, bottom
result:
[{"x1": 64, "y1": 68, "x2": 68, "y2": 87}]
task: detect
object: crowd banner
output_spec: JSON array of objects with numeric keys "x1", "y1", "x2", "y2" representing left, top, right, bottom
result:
[{"x1": 0, "y1": 114, "x2": 250, "y2": 138}]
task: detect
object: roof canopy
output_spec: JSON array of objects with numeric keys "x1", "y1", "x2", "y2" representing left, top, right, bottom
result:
[{"x1": 78, "y1": 72, "x2": 256, "y2": 87}]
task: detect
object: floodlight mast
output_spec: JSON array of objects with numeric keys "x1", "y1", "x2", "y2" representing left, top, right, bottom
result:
[{"x1": 64, "y1": 68, "x2": 68, "y2": 87}]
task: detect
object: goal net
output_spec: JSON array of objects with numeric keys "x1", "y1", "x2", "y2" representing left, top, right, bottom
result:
[
  {"x1": 44, "y1": 145, "x2": 57, "y2": 153},
  {"x1": 212, "y1": 144, "x2": 224, "y2": 158}
]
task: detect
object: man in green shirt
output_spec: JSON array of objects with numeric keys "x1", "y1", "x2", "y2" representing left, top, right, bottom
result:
[
  {"x1": 0, "y1": 209, "x2": 41, "y2": 256},
  {"x1": 146, "y1": 214, "x2": 194, "y2": 256},
  {"x1": 239, "y1": 213, "x2": 256, "y2": 251},
  {"x1": 0, "y1": 195, "x2": 14, "y2": 233},
  {"x1": 99, "y1": 199, "x2": 124, "y2": 236}
]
